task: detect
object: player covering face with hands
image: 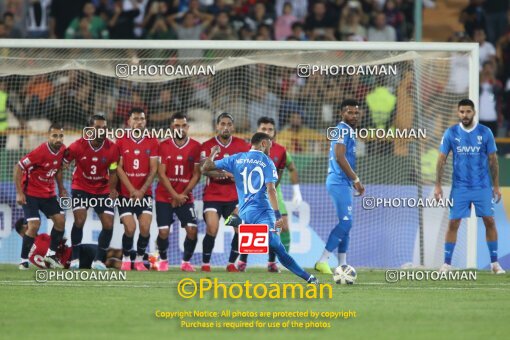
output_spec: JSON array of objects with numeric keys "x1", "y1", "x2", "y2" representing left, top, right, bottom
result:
[
  {"x1": 202, "y1": 132, "x2": 318, "y2": 284},
  {"x1": 315, "y1": 99, "x2": 364, "y2": 274}
]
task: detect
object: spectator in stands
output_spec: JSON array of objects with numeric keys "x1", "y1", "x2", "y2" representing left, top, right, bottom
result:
[
  {"x1": 142, "y1": 1, "x2": 169, "y2": 34},
  {"x1": 0, "y1": 80, "x2": 9, "y2": 148},
  {"x1": 277, "y1": 109, "x2": 324, "y2": 154},
  {"x1": 207, "y1": 11, "x2": 237, "y2": 40},
  {"x1": 168, "y1": 10, "x2": 214, "y2": 40},
  {"x1": 0, "y1": 20, "x2": 6, "y2": 38},
  {"x1": 274, "y1": 2, "x2": 298, "y2": 41},
  {"x1": 459, "y1": 0, "x2": 486, "y2": 39},
  {"x1": 26, "y1": 0, "x2": 51, "y2": 38},
  {"x1": 65, "y1": 3, "x2": 109, "y2": 39},
  {"x1": 367, "y1": 11, "x2": 396, "y2": 41},
  {"x1": 239, "y1": 24, "x2": 254, "y2": 40},
  {"x1": 50, "y1": 0, "x2": 89, "y2": 39},
  {"x1": 479, "y1": 61, "x2": 502, "y2": 137},
  {"x1": 109, "y1": 0, "x2": 141, "y2": 39},
  {"x1": 338, "y1": 5, "x2": 367, "y2": 41},
  {"x1": 207, "y1": 0, "x2": 232, "y2": 16},
  {"x1": 275, "y1": 0, "x2": 308, "y2": 21},
  {"x1": 248, "y1": 83, "x2": 280, "y2": 131},
  {"x1": 288, "y1": 22, "x2": 307, "y2": 40},
  {"x1": 256, "y1": 23, "x2": 273, "y2": 40},
  {"x1": 148, "y1": 86, "x2": 181, "y2": 128},
  {"x1": 95, "y1": 0, "x2": 115, "y2": 23},
  {"x1": 383, "y1": 0, "x2": 405, "y2": 41},
  {"x1": 304, "y1": 1, "x2": 336, "y2": 41},
  {"x1": 483, "y1": 0, "x2": 509, "y2": 45},
  {"x1": 3, "y1": 12, "x2": 23, "y2": 38},
  {"x1": 244, "y1": 3, "x2": 274, "y2": 33},
  {"x1": 497, "y1": 29, "x2": 510, "y2": 81},
  {"x1": 473, "y1": 27, "x2": 496, "y2": 70},
  {"x1": 146, "y1": 15, "x2": 176, "y2": 39}
]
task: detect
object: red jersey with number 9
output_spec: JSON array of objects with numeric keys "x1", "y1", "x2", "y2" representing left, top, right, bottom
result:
[
  {"x1": 116, "y1": 136, "x2": 159, "y2": 197},
  {"x1": 18, "y1": 142, "x2": 66, "y2": 198}
]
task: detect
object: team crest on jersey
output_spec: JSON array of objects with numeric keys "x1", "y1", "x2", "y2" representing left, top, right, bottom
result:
[
  {"x1": 274, "y1": 157, "x2": 279, "y2": 162},
  {"x1": 53, "y1": 160, "x2": 58, "y2": 165},
  {"x1": 200, "y1": 151, "x2": 206, "y2": 159},
  {"x1": 101, "y1": 157, "x2": 107, "y2": 163},
  {"x1": 145, "y1": 149, "x2": 150, "y2": 155},
  {"x1": 124, "y1": 150, "x2": 130, "y2": 154},
  {"x1": 224, "y1": 153, "x2": 230, "y2": 158},
  {"x1": 177, "y1": 155, "x2": 183, "y2": 160},
  {"x1": 134, "y1": 149, "x2": 140, "y2": 155},
  {"x1": 477, "y1": 135, "x2": 482, "y2": 145},
  {"x1": 44, "y1": 162, "x2": 49, "y2": 167},
  {"x1": 92, "y1": 157, "x2": 98, "y2": 162}
]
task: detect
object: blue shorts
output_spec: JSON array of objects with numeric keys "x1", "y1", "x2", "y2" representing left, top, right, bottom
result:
[
  {"x1": 449, "y1": 187, "x2": 494, "y2": 219},
  {"x1": 326, "y1": 182, "x2": 353, "y2": 221}
]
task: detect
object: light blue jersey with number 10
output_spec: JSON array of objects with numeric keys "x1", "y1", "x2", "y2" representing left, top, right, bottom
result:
[{"x1": 214, "y1": 149, "x2": 278, "y2": 221}]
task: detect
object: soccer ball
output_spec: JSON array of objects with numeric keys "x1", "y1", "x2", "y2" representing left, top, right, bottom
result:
[{"x1": 333, "y1": 265, "x2": 357, "y2": 284}]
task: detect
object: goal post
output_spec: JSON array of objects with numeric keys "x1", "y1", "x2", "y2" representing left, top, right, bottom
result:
[{"x1": 0, "y1": 39, "x2": 480, "y2": 269}]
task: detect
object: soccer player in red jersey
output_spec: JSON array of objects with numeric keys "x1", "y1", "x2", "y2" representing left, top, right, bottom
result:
[
  {"x1": 156, "y1": 113, "x2": 201, "y2": 272},
  {"x1": 200, "y1": 112, "x2": 250, "y2": 272},
  {"x1": 116, "y1": 108, "x2": 158, "y2": 271},
  {"x1": 235, "y1": 117, "x2": 290, "y2": 272},
  {"x1": 64, "y1": 115, "x2": 120, "y2": 270},
  {"x1": 14, "y1": 123, "x2": 67, "y2": 270}
]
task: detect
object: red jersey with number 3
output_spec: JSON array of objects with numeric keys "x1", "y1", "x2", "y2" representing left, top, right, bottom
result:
[
  {"x1": 269, "y1": 141, "x2": 287, "y2": 170},
  {"x1": 116, "y1": 136, "x2": 159, "y2": 197},
  {"x1": 156, "y1": 138, "x2": 201, "y2": 204},
  {"x1": 64, "y1": 138, "x2": 120, "y2": 195},
  {"x1": 19, "y1": 142, "x2": 66, "y2": 198},
  {"x1": 28, "y1": 233, "x2": 71, "y2": 269},
  {"x1": 200, "y1": 136, "x2": 250, "y2": 202}
]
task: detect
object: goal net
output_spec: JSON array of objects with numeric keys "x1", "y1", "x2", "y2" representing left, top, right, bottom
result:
[{"x1": 0, "y1": 40, "x2": 479, "y2": 269}]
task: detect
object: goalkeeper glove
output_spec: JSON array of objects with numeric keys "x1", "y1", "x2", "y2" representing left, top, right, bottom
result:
[{"x1": 292, "y1": 184, "x2": 303, "y2": 205}]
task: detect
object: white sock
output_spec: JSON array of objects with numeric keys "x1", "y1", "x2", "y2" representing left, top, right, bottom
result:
[
  {"x1": 319, "y1": 249, "x2": 331, "y2": 263},
  {"x1": 338, "y1": 253, "x2": 347, "y2": 266},
  {"x1": 136, "y1": 255, "x2": 143, "y2": 262},
  {"x1": 122, "y1": 256, "x2": 130, "y2": 262},
  {"x1": 46, "y1": 250, "x2": 55, "y2": 257}
]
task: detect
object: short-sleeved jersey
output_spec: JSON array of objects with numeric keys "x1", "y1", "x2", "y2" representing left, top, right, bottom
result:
[
  {"x1": 269, "y1": 141, "x2": 287, "y2": 170},
  {"x1": 116, "y1": 136, "x2": 159, "y2": 197},
  {"x1": 439, "y1": 123, "x2": 497, "y2": 189},
  {"x1": 28, "y1": 233, "x2": 71, "y2": 269},
  {"x1": 156, "y1": 138, "x2": 201, "y2": 204},
  {"x1": 328, "y1": 122, "x2": 356, "y2": 186},
  {"x1": 64, "y1": 138, "x2": 120, "y2": 195},
  {"x1": 19, "y1": 142, "x2": 66, "y2": 198},
  {"x1": 214, "y1": 150, "x2": 278, "y2": 219},
  {"x1": 200, "y1": 136, "x2": 250, "y2": 202}
]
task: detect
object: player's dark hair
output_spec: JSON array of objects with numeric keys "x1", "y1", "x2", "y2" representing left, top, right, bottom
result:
[
  {"x1": 251, "y1": 132, "x2": 271, "y2": 145},
  {"x1": 170, "y1": 112, "x2": 188, "y2": 123},
  {"x1": 128, "y1": 107, "x2": 145, "y2": 118},
  {"x1": 216, "y1": 112, "x2": 234, "y2": 124},
  {"x1": 340, "y1": 99, "x2": 359, "y2": 111},
  {"x1": 48, "y1": 123, "x2": 64, "y2": 131},
  {"x1": 88, "y1": 114, "x2": 106, "y2": 126},
  {"x1": 458, "y1": 99, "x2": 475, "y2": 109},
  {"x1": 14, "y1": 218, "x2": 26, "y2": 235},
  {"x1": 257, "y1": 117, "x2": 276, "y2": 127}
]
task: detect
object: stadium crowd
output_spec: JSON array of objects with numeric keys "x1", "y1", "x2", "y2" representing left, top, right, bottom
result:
[{"x1": 1, "y1": 0, "x2": 510, "y2": 155}]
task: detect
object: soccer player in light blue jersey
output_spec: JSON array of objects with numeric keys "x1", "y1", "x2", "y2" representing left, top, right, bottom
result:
[
  {"x1": 435, "y1": 99, "x2": 505, "y2": 274},
  {"x1": 315, "y1": 99, "x2": 365, "y2": 274},
  {"x1": 202, "y1": 132, "x2": 318, "y2": 284}
]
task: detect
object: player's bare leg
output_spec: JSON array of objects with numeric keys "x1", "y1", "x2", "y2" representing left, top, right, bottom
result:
[
  {"x1": 92, "y1": 213, "x2": 114, "y2": 270},
  {"x1": 482, "y1": 216, "x2": 505, "y2": 274},
  {"x1": 202, "y1": 211, "x2": 220, "y2": 272},
  {"x1": 133, "y1": 213, "x2": 151, "y2": 271},
  {"x1": 43, "y1": 213, "x2": 66, "y2": 269},
  {"x1": 70, "y1": 208, "x2": 87, "y2": 269},
  {"x1": 156, "y1": 227, "x2": 170, "y2": 271},
  {"x1": 19, "y1": 219, "x2": 40, "y2": 270},
  {"x1": 181, "y1": 225, "x2": 198, "y2": 272},
  {"x1": 440, "y1": 218, "x2": 462, "y2": 272},
  {"x1": 120, "y1": 214, "x2": 136, "y2": 271}
]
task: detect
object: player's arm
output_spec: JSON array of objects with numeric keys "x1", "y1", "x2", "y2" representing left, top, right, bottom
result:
[
  {"x1": 435, "y1": 130, "x2": 452, "y2": 200},
  {"x1": 489, "y1": 153, "x2": 502, "y2": 203},
  {"x1": 55, "y1": 168, "x2": 68, "y2": 198},
  {"x1": 201, "y1": 145, "x2": 221, "y2": 172},
  {"x1": 108, "y1": 162, "x2": 119, "y2": 199},
  {"x1": 182, "y1": 163, "x2": 201, "y2": 197},
  {"x1": 138, "y1": 157, "x2": 158, "y2": 198},
  {"x1": 267, "y1": 182, "x2": 284, "y2": 230},
  {"x1": 334, "y1": 143, "x2": 364, "y2": 195},
  {"x1": 157, "y1": 161, "x2": 188, "y2": 206},
  {"x1": 275, "y1": 169, "x2": 284, "y2": 187},
  {"x1": 13, "y1": 162, "x2": 26, "y2": 205},
  {"x1": 116, "y1": 156, "x2": 137, "y2": 196}
]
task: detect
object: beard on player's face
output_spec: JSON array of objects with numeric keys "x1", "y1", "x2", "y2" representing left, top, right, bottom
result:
[{"x1": 461, "y1": 116, "x2": 474, "y2": 127}]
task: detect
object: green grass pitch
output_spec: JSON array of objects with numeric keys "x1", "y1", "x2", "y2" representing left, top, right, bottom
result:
[{"x1": 1, "y1": 265, "x2": 509, "y2": 340}]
